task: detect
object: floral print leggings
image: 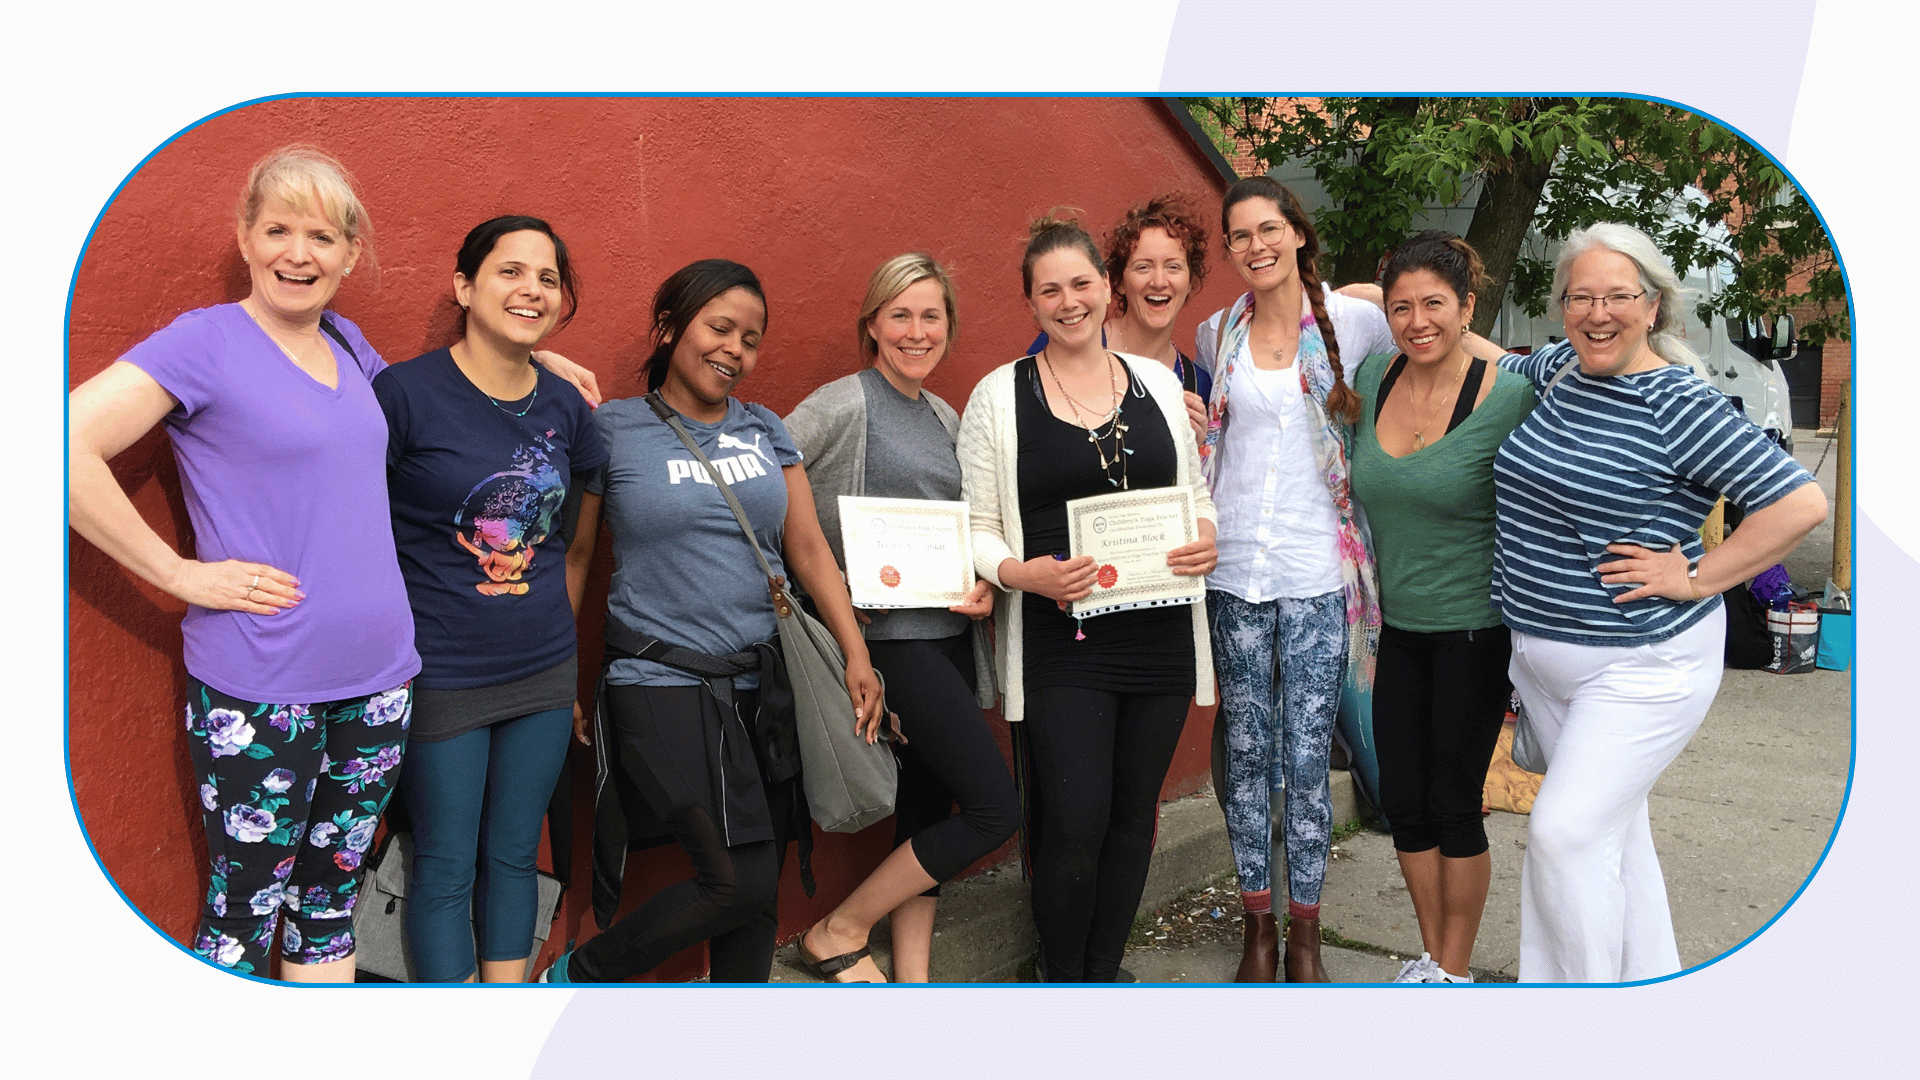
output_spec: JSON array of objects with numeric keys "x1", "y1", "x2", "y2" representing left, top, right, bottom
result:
[
  {"x1": 1207, "y1": 590, "x2": 1347, "y2": 905},
  {"x1": 185, "y1": 677, "x2": 411, "y2": 976}
]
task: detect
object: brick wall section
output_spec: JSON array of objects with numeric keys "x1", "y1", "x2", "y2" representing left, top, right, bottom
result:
[{"x1": 1788, "y1": 298, "x2": 1851, "y2": 427}]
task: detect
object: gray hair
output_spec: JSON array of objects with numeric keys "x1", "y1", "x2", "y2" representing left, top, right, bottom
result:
[{"x1": 1552, "y1": 222, "x2": 1699, "y2": 371}]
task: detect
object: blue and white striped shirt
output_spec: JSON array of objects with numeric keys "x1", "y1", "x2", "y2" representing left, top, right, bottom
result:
[{"x1": 1491, "y1": 341, "x2": 1813, "y2": 646}]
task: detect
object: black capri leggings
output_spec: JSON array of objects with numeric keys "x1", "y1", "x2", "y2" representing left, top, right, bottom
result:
[
  {"x1": 1372, "y1": 623, "x2": 1512, "y2": 859},
  {"x1": 868, "y1": 633, "x2": 1018, "y2": 894}
]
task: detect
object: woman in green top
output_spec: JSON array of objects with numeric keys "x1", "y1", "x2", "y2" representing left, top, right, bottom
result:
[{"x1": 1349, "y1": 232, "x2": 1535, "y2": 984}]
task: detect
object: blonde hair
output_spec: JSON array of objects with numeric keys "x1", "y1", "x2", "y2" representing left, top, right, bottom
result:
[
  {"x1": 857, "y1": 253, "x2": 959, "y2": 364},
  {"x1": 235, "y1": 145, "x2": 376, "y2": 270}
]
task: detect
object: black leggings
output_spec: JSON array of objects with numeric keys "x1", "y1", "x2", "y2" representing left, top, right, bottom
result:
[
  {"x1": 1372, "y1": 623, "x2": 1512, "y2": 859},
  {"x1": 869, "y1": 634, "x2": 1018, "y2": 895},
  {"x1": 1023, "y1": 687, "x2": 1190, "y2": 982},
  {"x1": 570, "y1": 685, "x2": 792, "y2": 983}
]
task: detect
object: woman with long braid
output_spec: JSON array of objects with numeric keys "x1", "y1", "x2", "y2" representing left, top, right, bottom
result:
[{"x1": 1197, "y1": 176, "x2": 1394, "y2": 982}]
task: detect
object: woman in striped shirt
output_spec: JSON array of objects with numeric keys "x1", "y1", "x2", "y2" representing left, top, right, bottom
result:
[{"x1": 1489, "y1": 223, "x2": 1826, "y2": 982}]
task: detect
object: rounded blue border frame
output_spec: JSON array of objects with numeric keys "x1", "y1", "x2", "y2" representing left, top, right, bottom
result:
[{"x1": 60, "y1": 89, "x2": 1858, "y2": 989}]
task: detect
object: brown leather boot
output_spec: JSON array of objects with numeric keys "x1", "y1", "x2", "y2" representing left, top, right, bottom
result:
[
  {"x1": 1284, "y1": 914, "x2": 1330, "y2": 983},
  {"x1": 1234, "y1": 911, "x2": 1278, "y2": 983}
]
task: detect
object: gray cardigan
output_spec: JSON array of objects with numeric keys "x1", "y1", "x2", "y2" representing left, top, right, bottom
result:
[{"x1": 784, "y1": 371, "x2": 997, "y2": 708}]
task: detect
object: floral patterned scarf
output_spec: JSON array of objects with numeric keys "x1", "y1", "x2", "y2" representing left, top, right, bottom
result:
[{"x1": 1200, "y1": 290, "x2": 1381, "y2": 686}]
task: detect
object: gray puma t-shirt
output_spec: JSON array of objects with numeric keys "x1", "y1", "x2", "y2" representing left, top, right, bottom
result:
[{"x1": 588, "y1": 396, "x2": 802, "y2": 686}]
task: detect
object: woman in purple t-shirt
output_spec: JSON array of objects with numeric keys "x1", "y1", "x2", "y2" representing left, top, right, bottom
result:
[{"x1": 67, "y1": 148, "x2": 600, "y2": 982}]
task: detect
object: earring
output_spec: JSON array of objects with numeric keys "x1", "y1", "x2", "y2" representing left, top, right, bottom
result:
[{"x1": 343, "y1": 267, "x2": 353, "y2": 278}]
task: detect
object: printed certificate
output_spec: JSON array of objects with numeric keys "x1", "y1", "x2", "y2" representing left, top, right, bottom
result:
[
  {"x1": 839, "y1": 496, "x2": 975, "y2": 609},
  {"x1": 1066, "y1": 486, "x2": 1203, "y2": 618}
]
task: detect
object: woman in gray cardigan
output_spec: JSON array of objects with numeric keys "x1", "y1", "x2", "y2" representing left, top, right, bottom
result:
[{"x1": 782, "y1": 253, "x2": 1016, "y2": 982}]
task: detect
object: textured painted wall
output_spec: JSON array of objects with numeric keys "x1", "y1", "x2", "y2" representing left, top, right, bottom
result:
[{"x1": 67, "y1": 96, "x2": 1239, "y2": 979}]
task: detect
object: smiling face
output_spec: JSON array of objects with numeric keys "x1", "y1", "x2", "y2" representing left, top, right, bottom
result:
[
  {"x1": 663, "y1": 286, "x2": 766, "y2": 411},
  {"x1": 237, "y1": 194, "x2": 360, "y2": 324},
  {"x1": 454, "y1": 229, "x2": 563, "y2": 353},
  {"x1": 867, "y1": 276, "x2": 949, "y2": 392},
  {"x1": 1562, "y1": 248, "x2": 1662, "y2": 376},
  {"x1": 1223, "y1": 196, "x2": 1304, "y2": 294},
  {"x1": 1386, "y1": 269, "x2": 1476, "y2": 367},
  {"x1": 1026, "y1": 247, "x2": 1110, "y2": 350},
  {"x1": 1117, "y1": 226, "x2": 1192, "y2": 332}
]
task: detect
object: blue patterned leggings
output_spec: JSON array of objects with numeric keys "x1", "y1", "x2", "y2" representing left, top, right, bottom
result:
[
  {"x1": 185, "y1": 677, "x2": 412, "y2": 976},
  {"x1": 1207, "y1": 590, "x2": 1346, "y2": 904}
]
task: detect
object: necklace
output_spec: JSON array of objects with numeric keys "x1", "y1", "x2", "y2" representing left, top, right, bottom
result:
[
  {"x1": 487, "y1": 384, "x2": 539, "y2": 418},
  {"x1": 242, "y1": 304, "x2": 324, "y2": 371},
  {"x1": 1406, "y1": 351, "x2": 1473, "y2": 451},
  {"x1": 1043, "y1": 349, "x2": 1131, "y2": 489},
  {"x1": 453, "y1": 342, "x2": 541, "y2": 417}
]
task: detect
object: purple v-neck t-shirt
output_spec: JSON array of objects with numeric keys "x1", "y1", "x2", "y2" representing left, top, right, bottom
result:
[{"x1": 121, "y1": 303, "x2": 420, "y2": 703}]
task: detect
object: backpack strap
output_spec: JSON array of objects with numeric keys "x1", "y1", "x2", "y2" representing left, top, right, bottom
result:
[{"x1": 318, "y1": 313, "x2": 358, "y2": 361}]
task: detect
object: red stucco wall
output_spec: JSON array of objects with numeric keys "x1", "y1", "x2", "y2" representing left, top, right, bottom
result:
[{"x1": 67, "y1": 96, "x2": 1241, "y2": 980}]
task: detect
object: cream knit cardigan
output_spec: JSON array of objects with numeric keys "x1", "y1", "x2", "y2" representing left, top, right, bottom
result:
[{"x1": 956, "y1": 353, "x2": 1218, "y2": 722}]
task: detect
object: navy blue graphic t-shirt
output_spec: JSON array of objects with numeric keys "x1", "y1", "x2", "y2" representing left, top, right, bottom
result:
[{"x1": 374, "y1": 349, "x2": 607, "y2": 689}]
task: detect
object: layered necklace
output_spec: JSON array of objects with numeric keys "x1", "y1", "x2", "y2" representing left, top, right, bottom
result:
[
  {"x1": 1405, "y1": 350, "x2": 1473, "y2": 451},
  {"x1": 1043, "y1": 348, "x2": 1131, "y2": 489}
]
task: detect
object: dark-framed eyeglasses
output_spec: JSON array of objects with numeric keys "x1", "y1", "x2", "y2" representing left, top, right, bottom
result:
[{"x1": 1559, "y1": 291, "x2": 1647, "y2": 315}]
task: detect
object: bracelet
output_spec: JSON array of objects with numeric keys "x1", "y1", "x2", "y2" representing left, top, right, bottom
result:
[{"x1": 1686, "y1": 556, "x2": 1702, "y2": 601}]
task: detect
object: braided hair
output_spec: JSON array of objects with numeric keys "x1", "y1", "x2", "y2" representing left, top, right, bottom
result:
[{"x1": 1221, "y1": 176, "x2": 1359, "y2": 424}]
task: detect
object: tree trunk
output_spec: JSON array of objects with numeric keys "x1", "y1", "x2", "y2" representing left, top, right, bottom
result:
[
  {"x1": 1464, "y1": 151, "x2": 1555, "y2": 340},
  {"x1": 1327, "y1": 98, "x2": 1423, "y2": 287}
]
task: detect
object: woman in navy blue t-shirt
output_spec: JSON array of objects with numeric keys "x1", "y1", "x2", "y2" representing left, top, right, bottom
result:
[{"x1": 373, "y1": 216, "x2": 605, "y2": 983}]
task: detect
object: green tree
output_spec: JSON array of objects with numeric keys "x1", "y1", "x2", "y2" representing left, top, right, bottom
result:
[{"x1": 1184, "y1": 97, "x2": 1846, "y2": 347}]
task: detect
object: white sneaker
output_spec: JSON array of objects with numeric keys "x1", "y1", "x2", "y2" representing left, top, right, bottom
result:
[
  {"x1": 1428, "y1": 966, "x2": 1473, "y2": 983},
  {"x1": 1393, "y1": 952, "x2": 1440, "y2": 983}
]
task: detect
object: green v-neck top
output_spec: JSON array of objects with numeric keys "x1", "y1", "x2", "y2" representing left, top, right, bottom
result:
[{"x1": 1350, "y1": 352, "x2": 1536, "y2": 633}]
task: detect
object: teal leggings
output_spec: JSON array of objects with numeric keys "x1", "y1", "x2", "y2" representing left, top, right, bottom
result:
[{"x1": 400, "y1": 707, "x2": 572, "y2": 982}]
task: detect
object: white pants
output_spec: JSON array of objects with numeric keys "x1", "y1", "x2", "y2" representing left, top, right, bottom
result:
[{"x1": 1510, "y1": 606, "x2": 1725, "y2": 983}]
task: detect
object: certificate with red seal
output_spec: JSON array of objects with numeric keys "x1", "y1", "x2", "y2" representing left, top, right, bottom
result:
[
  {"x1": 838, "y1": 496, "x2": 975, "y2": 609},
  {"x1": 1065, "y1": 486, "x2": 1203, "y2": 619}
]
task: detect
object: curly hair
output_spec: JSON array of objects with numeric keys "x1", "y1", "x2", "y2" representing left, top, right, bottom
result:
[{"x1": 1104, "y1": 193, "x2": 1209, "y2": 315}]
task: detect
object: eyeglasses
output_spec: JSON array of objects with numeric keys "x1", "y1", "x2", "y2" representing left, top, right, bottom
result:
[
  {"x1": 1225, "y1": 220, "x2": 1291, "y2": 253},
  {"x1": 1559, "y1": 291, "x2": 1647, "y2": 315}
]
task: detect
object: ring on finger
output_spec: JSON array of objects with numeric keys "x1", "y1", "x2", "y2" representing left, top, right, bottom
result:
[{"x1": 250, "y1": 574, "x2": 260, "y2": 589}]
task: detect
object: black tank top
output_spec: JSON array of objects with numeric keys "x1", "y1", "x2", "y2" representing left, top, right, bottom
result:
[{"x1": 1015, "y1": 356, "x2": 1196, "y2": 695}]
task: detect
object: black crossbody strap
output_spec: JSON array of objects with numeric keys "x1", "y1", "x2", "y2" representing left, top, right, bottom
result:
[
  {"x1": 645, "y1": 393, "x2": 789, "y2": 610},
  {"x1": 318, "y1": 313, "x2": 358, "y2": 362}
]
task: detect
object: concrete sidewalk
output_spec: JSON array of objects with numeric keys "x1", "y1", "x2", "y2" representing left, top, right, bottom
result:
[{"x1": 771, "y1": 429, "x2": 1850, "y2": 984}]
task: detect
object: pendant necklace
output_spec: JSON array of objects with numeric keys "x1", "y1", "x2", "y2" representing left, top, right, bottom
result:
[
  {"x1": 1043, "y1": 349, "x2": 1132, "y2": 642},
  {"x1": 1043, "y1": 349, "x2": 1131, "y2": 489},
  {"x1": 1407, "y1": 351, "x2": 1472, "y2": 451}
]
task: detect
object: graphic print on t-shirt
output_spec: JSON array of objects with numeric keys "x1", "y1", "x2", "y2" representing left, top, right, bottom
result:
[
  {"x1": 454, "y1": 432, "x2": 565, "y2": 596},
  {"x1": 715, "y1": 430, "x2": 776, "y2": 467},
  {"x1": 664, "y1": 447, "x2": 774, "y2": 487}
]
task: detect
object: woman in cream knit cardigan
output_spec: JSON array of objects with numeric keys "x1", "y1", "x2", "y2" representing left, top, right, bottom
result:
[{"x1": 956, "y1": 215, "x2": 1216, "y2": 982}]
